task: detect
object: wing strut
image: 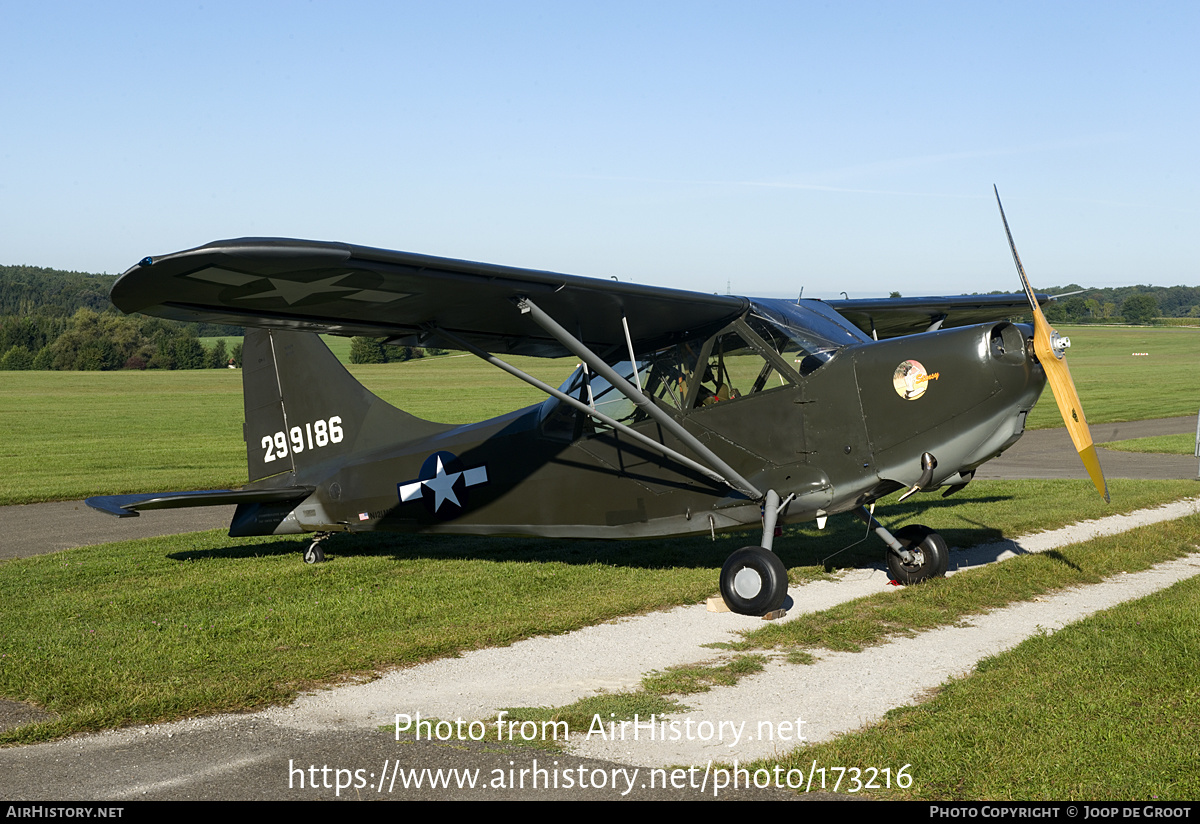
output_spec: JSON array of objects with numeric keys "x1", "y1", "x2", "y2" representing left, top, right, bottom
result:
[
  {"x1": 516, "y1": 297, "x2": 765, "y2": 502},
  {"x1": 433, "y1": 326, "x2": 731, "y2": 489}
]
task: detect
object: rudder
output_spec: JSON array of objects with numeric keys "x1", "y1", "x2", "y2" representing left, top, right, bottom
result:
[{"x1": 242, "y1": 329, "x2": 451, "y2": 485}]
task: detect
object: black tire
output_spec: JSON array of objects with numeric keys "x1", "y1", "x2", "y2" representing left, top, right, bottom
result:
[
  {"x1": 720, "y1": 546, "x2": 789, "y2": 616},
  {"x1": 886, "y1": 525, "x2": 948, "y2": 584},
  {"x1": 303, "y1": 543, "x2": 326, "y2": 564}
]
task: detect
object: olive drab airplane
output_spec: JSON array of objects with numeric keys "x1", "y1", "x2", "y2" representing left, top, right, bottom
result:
[{"x1": 88, "y1": 190, "x2": 1108, "y2": 617}]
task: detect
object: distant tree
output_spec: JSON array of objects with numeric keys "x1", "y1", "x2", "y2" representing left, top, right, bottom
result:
[
  {"x1": 0, "y1": 345, "x2": 33, "y2": 370},
  {"x1": 1061, "y1": 296, "x2": 1088, "y2": 322},
  {"x1": 1044, "y1": 301, "x2": 1067, "y2": 322},
  {"x1": 231, "y1": 341, "x2": 243, "y2": 368},
  {"x1": 208, "y1": 339, "x2": 229, "y2": 369},
  {"x1": 349, "y1": 336, "x2": 387, "y2": 364},
  {"x1": 888, "y1": 291, "x2": 902, "y2": 299},
  {"x1": 172, "y1": 334, "x2": 207, "y2": 369},
  {"x1": 32, "y1": 347, "x2": 54, "y2": 370},
  {"x1": 1121, "y1": 294, "x2": 1158, "y2": 325}
]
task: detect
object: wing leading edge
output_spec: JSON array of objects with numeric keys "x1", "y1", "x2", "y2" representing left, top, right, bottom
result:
[
  {"x1": 112, "y1": 238, "x2": 1047, "y2": 350},
  {"x1": 111, "y1": 238, "x2": 748, "y2": 357},
  {"x1": 825, "y1": 293, "x2": 1048, "y2": 339}
]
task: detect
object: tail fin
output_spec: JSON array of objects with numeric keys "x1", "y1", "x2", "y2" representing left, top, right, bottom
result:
[{"x1": 242, "y1": 329, "x2": 452, "y2": 485}]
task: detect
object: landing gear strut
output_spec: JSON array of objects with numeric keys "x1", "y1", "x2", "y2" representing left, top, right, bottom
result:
[
  {"x1": 720, "y1": 546, "x2": 788, "y2": 616},
  {"x1": 885, "y1": 524, "x2": 949, "y2": 584},
  {"x1": 304, "y1": 532, "x2": 331, "y2": 564},
  {"x1": 719, "y1": 488, "x2": 793, "y2": 616},
  {"x1": 854, "y1": 506, "x2": 948, "y2": 584}
]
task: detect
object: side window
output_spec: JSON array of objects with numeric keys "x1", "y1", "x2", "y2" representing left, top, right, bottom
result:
[
  {"x1": 640, "y1": 342, "x2": 701, "y2": 413},
  {"x1": 539, "y1": 343, "x2": 705, "y2": 437},
  {"x1": 693, "y1": 330, "x2": 785, "y2": 406}
]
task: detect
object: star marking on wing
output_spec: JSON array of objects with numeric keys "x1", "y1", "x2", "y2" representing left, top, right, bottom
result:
[
  {"x1": 184, "y1": 267, "x2": 414, "y2": 305},
  {"x1": 246, "y1": 274, "x2": 358, "y2": 305}
]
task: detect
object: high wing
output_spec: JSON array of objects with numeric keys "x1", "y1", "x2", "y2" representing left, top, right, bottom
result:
[
  {"x1": 111, "y1": 238, "x2": 747, "y2": 357},
  {"x1": 825, "y1": 293, "x2": 1048, "y2": 339}
]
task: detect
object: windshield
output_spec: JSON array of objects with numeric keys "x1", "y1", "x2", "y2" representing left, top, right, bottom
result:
[{"x1": 748, "y1": 298, "x2": 870, "y2": 375}]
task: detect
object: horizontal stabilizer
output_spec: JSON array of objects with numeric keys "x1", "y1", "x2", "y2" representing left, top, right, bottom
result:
[{"x1": 86, "y1": 487, "x2": 314, "y2": 518}]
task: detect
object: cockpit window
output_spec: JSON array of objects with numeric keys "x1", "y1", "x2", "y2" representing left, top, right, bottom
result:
[
  {"x1": 539, "y1": 342, "x2": 702, "y2": 437},
  {"x1": 539, "y1": 299, "x2": 869, "y2": 437},
  {"x1": 694, "y1": 326, "x2": 790, "y2": 405},
  {"x1": 748, "y1": 298, "x2": 869, "y2": 376}
]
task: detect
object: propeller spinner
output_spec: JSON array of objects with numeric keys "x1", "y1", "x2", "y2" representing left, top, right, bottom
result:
[{"x1": 994, "y1": 186, "x2": 1109, "y2": 502}]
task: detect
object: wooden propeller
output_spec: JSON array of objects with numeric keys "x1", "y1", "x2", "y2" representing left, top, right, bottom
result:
[{"x1": 994, "y1": 186, "x2": 1109, "y2": 502}]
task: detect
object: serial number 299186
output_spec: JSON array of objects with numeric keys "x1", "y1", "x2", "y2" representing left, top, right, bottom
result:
[{"x1": 261, "y1": 416, "x2": 343, "y2": 463}]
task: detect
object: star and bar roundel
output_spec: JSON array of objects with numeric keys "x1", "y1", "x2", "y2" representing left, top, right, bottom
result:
[{"x1": 397, "y1": 451, "x2": 489, "y2": 518}]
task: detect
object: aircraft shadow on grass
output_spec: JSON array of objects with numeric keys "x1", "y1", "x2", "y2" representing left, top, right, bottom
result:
[{"x1": 165, "y1": 492, "x2": 1015, "y2": 576}]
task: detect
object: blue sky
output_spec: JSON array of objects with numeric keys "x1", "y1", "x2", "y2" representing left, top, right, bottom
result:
[{"x1": 2, "y1": 1, "x2": 1196, "y2": 297}]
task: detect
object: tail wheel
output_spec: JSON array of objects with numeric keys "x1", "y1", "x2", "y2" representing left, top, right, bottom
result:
[
  {"x1": 303, "y1": 541, "x2": 326, "y2": 564},
  {"x1": 886, "y1": 524, "x2": 948, "y2": 584},
  {"x1": 720, "y1": 546, "x2": 789, "y2": 616}
]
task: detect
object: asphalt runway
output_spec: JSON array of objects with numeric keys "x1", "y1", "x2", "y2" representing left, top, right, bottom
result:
[
  {"x1": 0, "y1": 416, "x2": 1195, "y2": 800},
  {"x1": 974, "y1": 415, "x2": 1198, "y2": 482},
  {"x1": 0, "y1": 500, "x2": 235, "y2": 562}
]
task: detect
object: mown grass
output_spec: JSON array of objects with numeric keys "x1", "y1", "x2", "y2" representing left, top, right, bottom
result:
[
  {"x1": 1103, "y1": 433, "x2": 1197, "y2": 456},
  {"x1": 4, "y1": 325, "x2": 1196, "y2": 504},
  {"x1": 1022, "y1": 325, "x2": 1200, "y2": 429},
  {"x1": 0, "y1": 479, "x2": 1193, "y2": 746},
  {"x1": 0, "y1": 353, "x2": 572, "y2": 505},
  {"x1": 402, "y1": 511, "x2": 1200, "y2": 790},
  {"x1": 0, "y1": 528, "x2": 723, "y2": 746},
  {"x1": 751, "y1": 536, "x2": 1200, "y2": 800},
  {"x1": 738, "y1": 512, "x2": 1200, "y2": 658}
]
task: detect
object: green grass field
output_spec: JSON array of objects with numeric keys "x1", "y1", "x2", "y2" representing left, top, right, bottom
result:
[
  {"x1": 1104, "y1": 433, "x2": 1197, "y2": 455},
  {"x1": 0, "y1": 352, "x2": 573, "y2": 505},
  {"x1": 5, "y1": 325, "x2": 1198, "y2": 505},
  {"x1": 3, "y1": 324, "x2": 1200, "y2": 799},
  {"x1": 0, "y1": 478, "x2": 1194, "y2": 748},
  {"x1": 1022, "y1": 325, "x2": 1200, "y2": 429},
  {"x1": 753, "y1": 533, "x2": 1200, "y2": 800}
]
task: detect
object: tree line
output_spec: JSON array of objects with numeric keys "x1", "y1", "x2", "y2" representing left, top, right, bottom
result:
[
  {"x1": 348, "y1": 337, "x2": 447, "y2": 364},
  {"x1": 0, "y1": 265, "x2": 242, "y2": 371},
  {"x1": 1032, "y1": 284, "x2": 1200, "y2": 325},
  {"x1": 0, "y1": 263, "x2": 448, "y2": 370},
  {"x1": 0, "y1": 308, "x2": 242, "y2": 371},
  {"x1": 3, "y1": 262, "x2": 1196, "y2": 371}
]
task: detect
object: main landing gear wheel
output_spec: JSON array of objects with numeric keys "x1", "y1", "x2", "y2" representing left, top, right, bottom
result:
[
  {"x1": 720, "y1": 546, "x2": 789, "y2": 616},
  {"x1": 886, "y1": 524, "x2": 948, "y2": 584},
  {"x1": 303, "y1": 541, "x2": 326, "y2": 564}
]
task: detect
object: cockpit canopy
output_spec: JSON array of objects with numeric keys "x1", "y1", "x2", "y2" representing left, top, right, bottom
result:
[{"x1": 540, "y1": 298, "x2": 869, "y2": 432}]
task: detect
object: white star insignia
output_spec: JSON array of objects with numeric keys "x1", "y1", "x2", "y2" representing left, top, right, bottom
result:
[
  {"x1": 421, "y1": 456, "x2": 463, "y2": 510},
  {"x1": 398, "y1": 454, "x2": 489, "y2": 514}
]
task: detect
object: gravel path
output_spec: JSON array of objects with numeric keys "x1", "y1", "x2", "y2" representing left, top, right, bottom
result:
[{"x1": 259, "y1": 498, "x2": 1200, "y2": 767}]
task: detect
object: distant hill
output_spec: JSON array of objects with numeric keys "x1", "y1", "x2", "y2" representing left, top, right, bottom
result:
[
  {"x1": 0, "y1": 264, "x2": 243, "y2": 370},
  {"x1": 0, "y1": 265, "x2": 117, "y2": 317},
  {"x1": 0, "y1": 264, "x2": 241, "y2": 336}
]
